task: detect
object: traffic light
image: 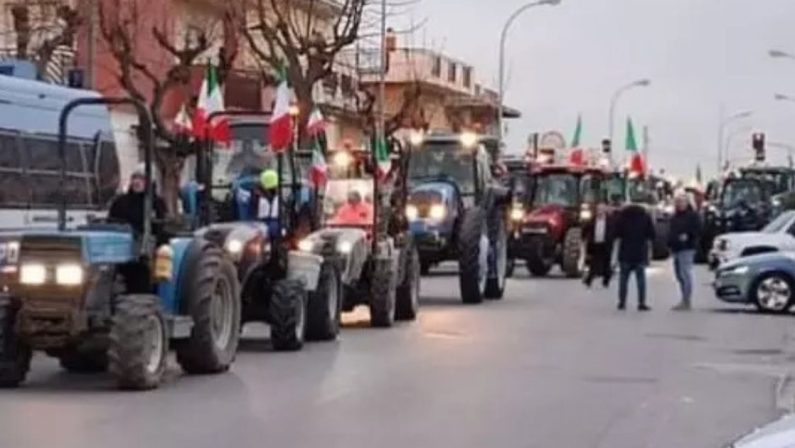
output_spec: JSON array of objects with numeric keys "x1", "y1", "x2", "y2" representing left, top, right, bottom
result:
[
  {"x1": 752, "y1": 132, "x2": 765, "y2": 162},
  {"x1": 601, "y1": 138, "x2": 612, "y2": 154}
]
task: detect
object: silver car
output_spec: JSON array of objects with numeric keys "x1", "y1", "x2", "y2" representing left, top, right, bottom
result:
[{"x1": 713, "y1": 252, "x2": 795, "y2": 313}]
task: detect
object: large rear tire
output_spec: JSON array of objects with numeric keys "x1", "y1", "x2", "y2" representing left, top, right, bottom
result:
[
  {"x1": 0, "y1": 297, "x2": 30, "y2": 388},
  {"x1": 270, "y1": 279, "x2": 307, "y2": 351},
  {"x1": 485, "y1": 212, "x2": 508, "y2": 300},
  {"x1": 561, "y1": 227, "x2": 584, "y2": 278},
  {"x1": 306, "y1": 261, "x2": 342, "y2": 341},
  {"x1": 370, "y1": 258, "x2": 397, "y2": 327},
  {"x1": 175, "y1": 242, "x2": 241, "y2": 374},
  {"x1": 108, "y1": 294, "x2": 168, "y2": 390},
  {"x1": 396, "y1": 243, "x2": 420, "y2": 321},
  {"x1": 458, "y1": 207, "x2": 488, "y2": 304}
]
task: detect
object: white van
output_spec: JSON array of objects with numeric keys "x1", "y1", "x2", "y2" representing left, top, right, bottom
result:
[{"x1": 0, "y1": 75, "x2": 126, "y2": 228}]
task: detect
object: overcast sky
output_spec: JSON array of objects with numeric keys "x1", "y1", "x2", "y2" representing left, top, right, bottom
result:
[{"x1": 397, "y1": 0, "x2": 795, "y2": 179}]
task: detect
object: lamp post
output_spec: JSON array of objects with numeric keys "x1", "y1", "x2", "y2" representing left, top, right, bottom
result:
[
  {"x1": 770, "y1": 49, "x2": 795, "y2": 61},
  {"x1": 497, "y1": 0, "x2": 561, "y2": 146},
  {"x1": 608, "y1": 78, "x2": 650, "y2": 152},
  {"x1": 717, "y1": 108, "x2": 752, "y2": 174},
  {"x1": 775, "y1": 93, "x2": 795, "y2": 103}
]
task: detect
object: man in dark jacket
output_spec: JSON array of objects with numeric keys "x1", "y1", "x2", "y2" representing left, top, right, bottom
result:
[
  {"x1": 668, "y1": 193, "x2": 702, "y2": 310},
  {"x1": 108, "y1": 169, "x2": 167, "y2": 237},
  {"x1": 583, "y1": 203, "x2": 614, "y2": 288},
  {"x1": 613, "y1": 202, "x2": 656, "y2": 311}
]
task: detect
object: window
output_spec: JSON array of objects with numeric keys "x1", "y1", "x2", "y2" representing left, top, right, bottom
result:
[
  {"x1": 448, "y1": 61, "x2": 457, "y2": 83},
  {"x1": 432, "y1": 57, "x2": 441, "y2": 77},
  {"x1": 25, "y1": 137, "x2": 60, "y2": 171},
  {"x1": 0, "y1": 134, "x2": 20, "y2": 168},
  {"x1": 96, "y1": 140, "x2": 120, "y2": 207},
  {"x1": 463, "y1": 67, "x2": 472, "y2": 88}
]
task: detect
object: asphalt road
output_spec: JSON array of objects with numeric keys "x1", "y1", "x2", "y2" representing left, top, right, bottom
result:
[{"x1": 2, "y1": 262, "x2": 795, "y2": 448}]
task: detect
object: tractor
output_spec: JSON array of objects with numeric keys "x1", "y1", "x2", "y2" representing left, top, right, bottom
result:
[
  {"x1": 404, "y1": 132, "x2": 510, "y2": 304},
  {"x1": 181, "y1": 111, "x2": 334, "y2": 349},
  {"x1": 502, "y1": 154, "x2": 533, "y2": 278},
  {"x1": 0, "y1": 97, "x2": 241, "y2": 390},
  {"x1": 297, "y1": 140, "x2": 420, "y2": 327},
  {"x1": 517, "y1": 151, "x2": 610, "y2": 277}
]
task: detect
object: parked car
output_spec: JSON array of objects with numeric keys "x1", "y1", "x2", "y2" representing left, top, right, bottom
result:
[
  {"x1": 713, "y1": 251, "x2": 795, "y2": 313},
  {"x1": 709, "y1": 210, "x2": 795, "y2": 269}
]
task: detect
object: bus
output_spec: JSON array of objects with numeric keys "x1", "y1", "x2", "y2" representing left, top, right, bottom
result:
[{"x1": 0, "y1": 75, "x2": 125, "y2": 228}]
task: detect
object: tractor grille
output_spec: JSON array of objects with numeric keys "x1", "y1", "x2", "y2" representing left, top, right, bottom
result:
[
  {"x1": 410, "y1": 191, "x2": 443, "y2": 218},
  {"x1": 19, "y1": 235, "x2": 82, "y2": 264}
]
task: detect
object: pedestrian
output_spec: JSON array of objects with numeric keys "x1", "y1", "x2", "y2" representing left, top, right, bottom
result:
[
  {"x1": 582, "y1": 203, "x2": 614, "y2": 288},
  {"x1": 613, "y1": 201, "x2": 656, "y2": 311},
  {"x1": 668, "y1": 192, "x2": 702, "y2": 310}
]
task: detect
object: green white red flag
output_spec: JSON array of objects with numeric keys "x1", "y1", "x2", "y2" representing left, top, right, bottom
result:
[
  {"x1": 193, "y1": 65, "x2": 229, "y2": 144},
  {"x1": 269, "y1": 67, "x2": 293, "y2": 152},
  {"x1": 375, "y1": 136, "x2": 391, "y2": 179},
  {"x1": 625, "y1": 117, "x2": 645, "y2": 175},
  {"x1": 307, "y1": 107, "x2": 327, "y2": 187},
  {"x1": 174, "y1": 103, "x2": 193, "y2": 135},
  {"x1": 307, "y1": 107, "x2": 326, "y2": 137}
]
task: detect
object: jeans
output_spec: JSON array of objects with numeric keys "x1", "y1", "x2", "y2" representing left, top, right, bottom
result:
[
  {"x1": 618, "y1": 263, "x2": 646, "y2": 306},
  {"x1": 673, "y1": 249, "x2": 696, "y2": 303}
]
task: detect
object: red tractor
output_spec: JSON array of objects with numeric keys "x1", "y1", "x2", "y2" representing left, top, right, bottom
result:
[{"x1": 511, "y1": 152, "x2": 610, "y2": 277}]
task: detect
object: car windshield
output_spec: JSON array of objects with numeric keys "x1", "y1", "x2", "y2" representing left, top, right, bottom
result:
[
  {"x1": 323, "y1": 179, "x2": 375, "y2": 227},
  {"x1": 763, "y1": 212, "x2": 793, "y2": 233},
  {"x1": 533, "y1": 173, "x2": 579, "y2": 207},
  {"x1": 409, "y1": 141, "x2": 475, "y2": 195},
  {"x1": 721, "y1": 179, "x2": 763, "y2": 208}
]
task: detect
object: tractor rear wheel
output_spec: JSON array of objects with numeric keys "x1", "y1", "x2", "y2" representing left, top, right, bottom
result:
[
  {"x1": 270, "y1": 279, "x2": 307, "y2": 351},
  {"x1": 458, "y1": 207, "x2": 488, "y2": 304},
  {"x1": 108, "y1": 294, "x2": 168, "y2": 390},
  {"x1": 370, "y1": 257, "x2": 397, "y2": 327},
  {"x1": 561, "y1": 227, "x2": 584, "y2": 278},
  {"x1": 0, "y1": 297, "x2": 30, "y2": 388},
  {"x1": 306, "y1": 261, "x2": 342, "y2": 341},
  {"x1": 396, "y1": 242, "x2": 420, "y2": 321},
  {"x1": 175, "y1": 242, "x2": 241, "y2": 374}
]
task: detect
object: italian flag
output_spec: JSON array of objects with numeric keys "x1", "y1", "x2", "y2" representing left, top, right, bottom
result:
[
  {"x1": 269, "y1": 67, "x2": 294, "y2": 152},
  {"x1": 174, "y1": 103, "x2": 193, "y2": 135},
  {"x1": 193, "y1": 65, "x2": 230, "y2": 144},
  {"x1": 375, "y1": 136, "x2": 391, "y2": 179},
  {"x1": 625, "y1": 117, "x2": 645, "y2": 175},
  {"x1": 569, "y1": 114, "x2": 585, "y2": 166},
  {"x1": 307, "y1": 107, "x2": 327, "y2": 187}
]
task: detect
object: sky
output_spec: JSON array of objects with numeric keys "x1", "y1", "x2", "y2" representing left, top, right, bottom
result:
[{"x1": 396, "y1": 0, "x2": 795, "y2": 179}]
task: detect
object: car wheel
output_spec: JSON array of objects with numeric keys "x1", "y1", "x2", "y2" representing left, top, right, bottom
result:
[{"x1": 752, "y1": 273, "x2": 795, "y2": 314}]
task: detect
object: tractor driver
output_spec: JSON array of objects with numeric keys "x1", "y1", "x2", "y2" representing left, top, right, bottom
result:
[
  {"x1": 108, "y1": 168, "x2": 167, "y2": 240},
  {"x1": 332, "y1": 189, "x2": 373, "y2": 226},
  {"x1": 249, "y1": 169, "x2": 281, "y2": 239}
]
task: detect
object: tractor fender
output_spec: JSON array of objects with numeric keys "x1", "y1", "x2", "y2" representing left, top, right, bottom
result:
[
  {"x1": 196, "y1": 222, "x2": 271, "y2": 284},
  {"x1": 286, "y1": 251, "x2": 323, "y2": 292}
]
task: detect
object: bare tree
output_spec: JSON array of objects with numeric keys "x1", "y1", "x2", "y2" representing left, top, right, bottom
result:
[
  {"x1": 240, "y1": 0, "x2": 374, "y2": 141},
  {"x1": 9, "y1": 2, "x2": 83, "y2": 79},
  {"x1": 98, "y1": 0, "x2": 239, "y2": 209}
]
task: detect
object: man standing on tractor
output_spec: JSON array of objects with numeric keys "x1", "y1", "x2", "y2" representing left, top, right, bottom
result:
[
  {"x1": 108, "y1": 168, "x2": 167, "y2": 239},
  {"x1": 249, "y1": 168, "x2": 281, "y2": 239}
]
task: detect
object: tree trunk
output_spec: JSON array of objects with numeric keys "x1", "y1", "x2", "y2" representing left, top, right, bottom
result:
[{"x1": 155, "y1": 148, "x2": 185, "y2": 215}]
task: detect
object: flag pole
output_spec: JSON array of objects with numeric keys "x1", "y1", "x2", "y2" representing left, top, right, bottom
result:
[{"x1": 373, "y1": 0, "x2": 387, "y2": 253}]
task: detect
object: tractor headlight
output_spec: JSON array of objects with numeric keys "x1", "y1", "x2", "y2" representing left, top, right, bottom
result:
[
  {"x1": 510, "y1": 206, "x2": 524, "y2": 222},
  {"x1": 55, "y1": 264, "x2": 84, "y2": 286},
  {"x1": 0, "y1": 241, "x2": 19, "y2": 265},
  {"x1": 20, "y1": 264, "x2": 46, "y2": 285},
  {"x1": 460, "y1": 131, "x2": 479, "y2": 148},
  {"x1": 338, "y1": 241, "x2": 353, "y2": 254},
  {"x1": 298, "y1": 238, "x2": 314, "y2": 253},
  {"x1": 332, "y1": 151, "x2": 353, "y2": 168},
  {"x1": 406, "y1": 204, "x2": 419, "y2": 220},
  {"x1": 429, "y1": 204, "x2": 446, "y2": 220},
  {"x1": 580, "y1": 208, "x2": 593, "y2": 221},
  {"x1": 225, "y1": 239, "x2": 244, "y2": 256}
]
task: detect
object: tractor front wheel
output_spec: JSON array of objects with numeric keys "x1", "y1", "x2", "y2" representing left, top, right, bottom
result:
[
  {"x1": 306, "y1": 261, "x2": 342, "y2": 341},
  {"x1": 370, "y1": 258, "x2": 397, "y2": 327},
  {"x1": 108, "y1": 294, "x2": 168, "y2": 390},
  {"x1": 458, "y1": 207, "x2": 488, "y2": 304},
  {"x1": 561, "y1": 228, "x2": 584, "y2": 278},
  {"x1": 0, "y1": 297, "x2": 30, "y2": 388},
  {"x1": 396, "y1": 243, "x2": 421, "y2": 321},
  {"x1": 270, "y1": 279, "x2": 307, "y2": 351}
]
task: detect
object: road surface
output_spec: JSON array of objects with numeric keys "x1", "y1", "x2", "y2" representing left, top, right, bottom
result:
[{"x1": 1, "y1": 263, "x2": 793, "y2": 448}]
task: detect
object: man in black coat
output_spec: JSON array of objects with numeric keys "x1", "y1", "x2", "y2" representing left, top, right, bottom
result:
[
  {"x1": 583, "y1": 203, "x2": 614, "y2": 288},
  {"x1": 668, "y1": 193, "x2": 702, "y2": 311},
  {"x1": 108, "y1": 169, "x2": 167, "y2": 238},
  {"x1": 613, "y1": 202, "x2": 656, "y2": 311}
]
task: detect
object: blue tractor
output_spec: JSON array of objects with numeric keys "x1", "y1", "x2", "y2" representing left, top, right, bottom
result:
[
  {"x1": 405, "y1": 132, "x2": 510, "y2": 304},
  {"x1": 182, "y1": 112, "x2": 333, "y2": 349},
  {"x1": 0, "y1": 97, "x2": 241, "y2": 390}
]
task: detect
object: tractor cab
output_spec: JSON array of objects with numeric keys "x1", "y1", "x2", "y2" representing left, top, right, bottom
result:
[{"x1": 323, "y1": 148, "x2": 376, "y2": 230}]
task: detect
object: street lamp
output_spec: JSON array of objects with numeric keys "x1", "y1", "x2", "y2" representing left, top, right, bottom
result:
[
  {"x1": 497, "y1": 0, "x2": 561, "y2": 145},
  {"x1": 608, "y1": 78, "x2": 650, "y2": 153},
  {"x1": 775, "y1": 93, "x2": 795, "y2": 103},
  {"x1": 770, "y1": 49, "x2": 795, "y2": 60},
  {"x1": 717, "y1": 109, "x2": 752, "y2": 173}
]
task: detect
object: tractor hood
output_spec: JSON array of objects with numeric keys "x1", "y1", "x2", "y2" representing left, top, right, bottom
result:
[
  {"x1": 525, "y1": 204, "x2": 567, "y2": 223},
  {"x1": 410, "y1": 181, "x2": 457, "y2": 203},
  {"x1": 0, "y1": 228, "x2": 135, "y2": 266}
]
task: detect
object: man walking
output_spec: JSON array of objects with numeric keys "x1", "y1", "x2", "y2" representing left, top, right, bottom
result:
[
  {"x1": 583, "y1": 204, "x2": 614, "y2": 288},
  {"x1": 669, "y1": 193, "x2": 702, "y2": 310},
  {"x1": 613, "y1": 201, "x2": 656, "y2": 311}
]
